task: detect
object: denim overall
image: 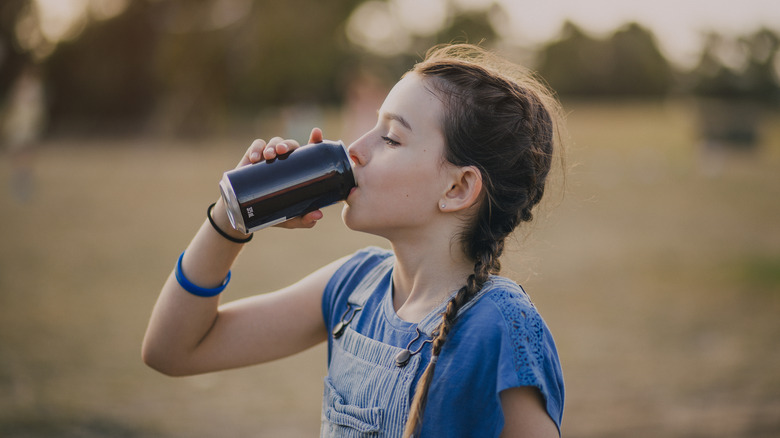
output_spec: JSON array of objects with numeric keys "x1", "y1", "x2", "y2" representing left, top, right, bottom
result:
[{"x1": 320, "y1": 256, "x2": 493, "y2": 437}]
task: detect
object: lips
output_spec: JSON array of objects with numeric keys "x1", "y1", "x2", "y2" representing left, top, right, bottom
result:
[{"x1": 349, "y1": 170, "x2": 359, "y2": 197}]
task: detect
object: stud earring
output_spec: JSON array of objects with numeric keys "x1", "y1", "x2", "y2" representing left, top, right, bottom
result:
[{"x1": 440, "y1": 203, "x2": 446, "y2": 209}]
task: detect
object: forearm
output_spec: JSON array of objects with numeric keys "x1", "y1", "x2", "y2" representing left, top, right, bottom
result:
[{"x1": 142, "y1": 198, "x2": 249, "y2": 375}]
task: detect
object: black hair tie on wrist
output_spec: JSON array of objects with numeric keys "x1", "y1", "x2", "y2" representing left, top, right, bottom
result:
[{"x1": 207, "y1": 202, "x2": 253, "y2": 244}]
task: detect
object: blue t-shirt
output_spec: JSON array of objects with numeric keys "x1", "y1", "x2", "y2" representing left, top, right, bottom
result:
[{"x1": 322, "y1": 247, "x2": 564, "y2": 436}]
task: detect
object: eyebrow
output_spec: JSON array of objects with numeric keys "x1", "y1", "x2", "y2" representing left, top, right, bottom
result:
[{"x1": 380, "y1": 111, "x2": 413, "y2": 132}]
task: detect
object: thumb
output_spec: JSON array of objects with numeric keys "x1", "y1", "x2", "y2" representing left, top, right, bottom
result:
[{"x1": 308, "y1": 127, "x2": 324, "y2": 145}]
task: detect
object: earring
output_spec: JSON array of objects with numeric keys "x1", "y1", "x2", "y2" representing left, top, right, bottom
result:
[{"x1": 440, "y1": 203, "x2": 446, "y2": 209}]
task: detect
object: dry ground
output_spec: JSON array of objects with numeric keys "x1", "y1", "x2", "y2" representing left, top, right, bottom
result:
[{"x1": 0, "y1": 100, "x2": 778, "y2": 437}]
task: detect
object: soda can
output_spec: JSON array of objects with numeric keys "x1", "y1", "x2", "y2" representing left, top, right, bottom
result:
[{"x1": 219, "y1": 140, "x2": 355, "y2": 234}]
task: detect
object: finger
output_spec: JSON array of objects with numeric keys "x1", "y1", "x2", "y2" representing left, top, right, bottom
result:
[
  {"x1": 275, "y1": 210, "x2": 323, "y2": 229},
  {"x1": 263, "y1": 137, "x2": 284, "y2": 160},
  {"x1": 291, "y1": 210, "x2": 323, "y2": 228},
  {"x1": 264, "y1": 137, "x2": 301, "y2": 160},
  {"x1": 308, "y1": 127, "x2": 324, "y2": 145},
  {"x1": 300, "y1": 209, "x2": 323, "y2": 226},
  {"x1": 239, "y1": 139, "x2": 267, "y2": 167}
]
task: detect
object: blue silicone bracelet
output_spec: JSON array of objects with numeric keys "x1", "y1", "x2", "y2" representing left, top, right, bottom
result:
[{"x1": 175, "y1": 251, "x2": 231, "y2": 297}]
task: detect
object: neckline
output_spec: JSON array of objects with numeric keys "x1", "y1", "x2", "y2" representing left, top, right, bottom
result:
[
  {"x1": 384, "y1": 272, "x2": 511, "y2": 336},
  {"x1": 381, "y1": 276, "x2": 460, "y2": 335},
  {"x1": 373, "y1": 256, "x2": 508, "y2": 336}
]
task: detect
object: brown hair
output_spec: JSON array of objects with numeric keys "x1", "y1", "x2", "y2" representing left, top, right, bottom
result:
[{"x1": 402, "y1": 44, "x2": 564, "y2": 437}]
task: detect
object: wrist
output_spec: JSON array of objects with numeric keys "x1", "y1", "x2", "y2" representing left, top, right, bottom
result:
[{"x1": 208, "y1": 200, "x2": 253, "y2": 243}]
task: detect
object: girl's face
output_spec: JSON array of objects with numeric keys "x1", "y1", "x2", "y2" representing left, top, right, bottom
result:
[{"x1": 342, "y1": 73, "x2": 455, "y2": 240}]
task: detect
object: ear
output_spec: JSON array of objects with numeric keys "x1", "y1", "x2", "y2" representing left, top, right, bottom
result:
[{"x1": 440, "y1": 166, "x2": 483, "y2": 212}]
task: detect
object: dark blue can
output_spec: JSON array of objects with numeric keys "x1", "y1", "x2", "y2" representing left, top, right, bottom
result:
[{"x1": 219, "y1": 140, "x2": 355, "y2": 233}]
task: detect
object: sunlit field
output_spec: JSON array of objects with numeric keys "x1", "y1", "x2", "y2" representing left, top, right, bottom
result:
[{"x1": 1, "y1": 99, "x2": 778, "y2": 437}]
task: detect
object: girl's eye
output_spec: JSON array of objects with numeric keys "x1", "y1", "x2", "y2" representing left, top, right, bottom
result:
[{"x1": 381, "y1": 136, "x2": 400, "y2": 146}]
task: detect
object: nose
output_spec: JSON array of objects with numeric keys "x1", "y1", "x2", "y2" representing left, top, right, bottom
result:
[{"x1": 347, "y1": 134, "x2": 368, "y2": 166}]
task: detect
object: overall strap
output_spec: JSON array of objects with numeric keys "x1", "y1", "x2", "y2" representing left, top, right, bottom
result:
[{"x1": 346, "y1": 255, "x2": 394, "y2": 307}]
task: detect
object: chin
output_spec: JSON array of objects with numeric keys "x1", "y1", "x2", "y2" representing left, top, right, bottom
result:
[
  {"x1": 341, "y1": 204, "x2": 387, "y2": 237},
  {"x1": 341, "y1": 204, "x2": 361, "y2": 231}
]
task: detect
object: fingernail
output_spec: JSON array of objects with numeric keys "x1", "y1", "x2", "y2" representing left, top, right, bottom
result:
[{"x1": 250, "y1": 152, "x2": 259, "y2": 161}]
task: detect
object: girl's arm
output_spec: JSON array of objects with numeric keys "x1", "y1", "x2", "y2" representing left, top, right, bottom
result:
[
  {"x1": 499, "y1": 386, "x2": 560, "y2": 438},
  {"x1": 142, "y1": 131, "x2": 341, "y2": 376}
]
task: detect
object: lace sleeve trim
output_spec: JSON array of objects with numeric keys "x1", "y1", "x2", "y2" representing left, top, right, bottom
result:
[{"x1": 487, "y1": 288, "x2": 546, "y2": 387}]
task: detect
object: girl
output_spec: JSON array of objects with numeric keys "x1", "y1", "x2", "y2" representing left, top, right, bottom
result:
[{"x1": 143, "y1": 44, "x2": 565, "y2": 437}]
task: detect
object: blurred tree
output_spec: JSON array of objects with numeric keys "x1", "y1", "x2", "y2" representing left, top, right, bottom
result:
[
  {"x1": 0, "y1": 0, "x2": 35, "y2": 104},
  {"x1": 691, "y1": 28, "x2": 780, "y2": 103},
  {"x1": 149, "y1": 0, "x2": 244, "y2": 136},
  {"x1": 536, "y1": 21, "x2": 673, "y2": 97},
  {"x1": 534, "y1": 21, "x2": 611, "y2": 96},
  {"x1": 742, "y1": 29, "x2": 780, "y2": 103},
  {"x1": 434, "y1": 9, "x2": 497, "y2": 46},
  {"x1": 610, "y1": 23, "x2": 674, "y2": 95},
  {"x1": 51, "y1": 0, "x2": 370, "y2": 136},
  {"x1": 45, "y1": 1, "x2": 159, "y2": 134},
  {"x1": 370, "y1": 7, "x2": 504, "y2": 85},
  {"x1": 4, "y1": 0, "x2": 368, "y2": 136},
  {"x1": 689, "y1": 28, "x2": 780, "y2": 150},
  {"x1": 219, "y1": 0, "x2": 366, "y2": 107}
]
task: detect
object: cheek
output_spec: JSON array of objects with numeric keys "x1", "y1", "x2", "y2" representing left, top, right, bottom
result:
[
  {"x1": 361, "y1": 151, "x2": 446, "y2": 208},
  {"x1": 375, "y1": 170, "x2": 426, "y2": 204}
]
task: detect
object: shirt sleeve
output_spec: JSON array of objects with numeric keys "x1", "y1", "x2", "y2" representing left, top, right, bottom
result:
[{"x1": 489, "y1": 286, "x2": 565, "y2": 433}]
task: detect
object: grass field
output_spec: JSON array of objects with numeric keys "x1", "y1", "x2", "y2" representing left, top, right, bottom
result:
[{"x1": 1, "y1": 99, "x2": 779, "y2": 437}]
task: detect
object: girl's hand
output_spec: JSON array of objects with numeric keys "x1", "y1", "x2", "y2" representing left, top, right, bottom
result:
[
  {"x1": 236, "y1": 128, "x2": 326, "y2": 229},
  {"x1": 237, "y1": 127, "x2": 324, "y2": 168},
  {"x1": 236, "y1": 137, "x2": 295, "y2": 169}
]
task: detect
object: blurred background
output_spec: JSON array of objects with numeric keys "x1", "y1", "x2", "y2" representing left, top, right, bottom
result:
[{"x1": 0, "y1": 0, "x2": 778, "y2": 437}]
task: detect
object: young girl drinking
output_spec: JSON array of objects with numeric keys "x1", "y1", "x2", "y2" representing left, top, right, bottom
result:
[{"x1": 143, "y1": 44, "x2": 565, "y2": 437}]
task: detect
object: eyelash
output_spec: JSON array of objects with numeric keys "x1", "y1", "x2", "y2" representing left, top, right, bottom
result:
[{"x1": 381, "y1": 136, "x2": 400, "y2": 146}]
